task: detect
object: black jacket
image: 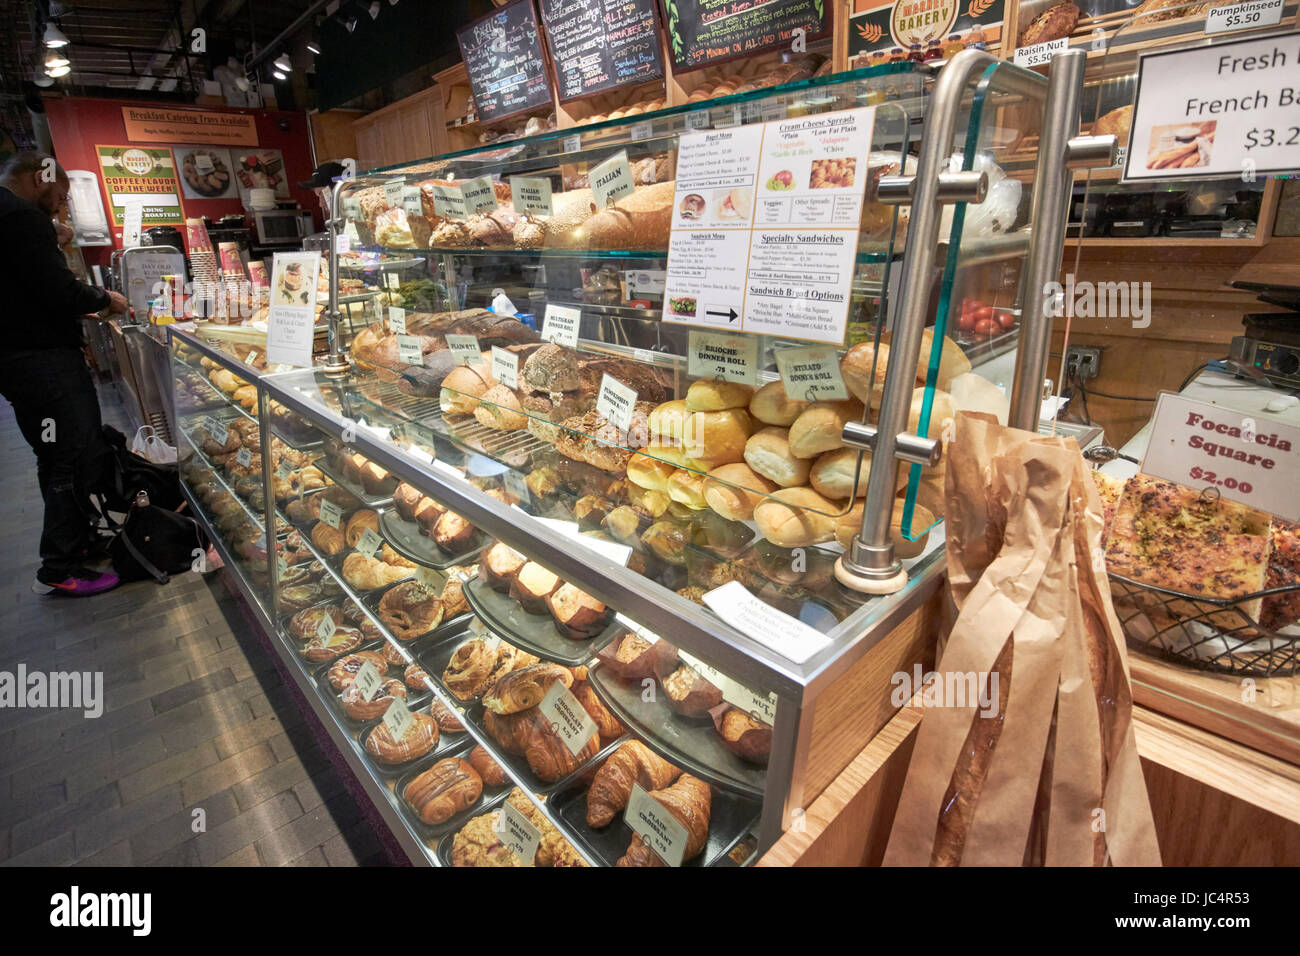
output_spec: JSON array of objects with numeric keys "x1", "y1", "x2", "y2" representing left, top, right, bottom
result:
[{"x1": 0, "y1": 186, "x2": 110, "y2": 352}]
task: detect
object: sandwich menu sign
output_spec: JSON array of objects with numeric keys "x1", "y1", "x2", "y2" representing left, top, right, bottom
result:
[
  {"x1": 659, "y1": 0, "x2": 831, "y2": 71},
  {"x1": 540, "y1": 0, "x2": 665, "y2": 101},
  {"x1": 457, "y1": 0, "x2": 554, "y2": 123}
]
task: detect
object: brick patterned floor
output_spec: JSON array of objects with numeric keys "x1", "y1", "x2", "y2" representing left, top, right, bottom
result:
[{"x1": 0, "y1": 379, "x2": 388, "y2": 866}]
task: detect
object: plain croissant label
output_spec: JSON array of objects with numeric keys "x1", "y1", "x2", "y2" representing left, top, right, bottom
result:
[
  {"x1": 355, "y1": 527, "x2": 382, "y2": 558},
  {"x1": 775, "y1": 345, "x2": 849, "y2": 402},
  {"x1": 354, "y1": 660, "x2": 383, "y2": 702},
  {"x1": 626, "y1": 782, "x2": 689, "y2": 867},
  {"x1": 318, "y1": 498, "x2": 343, "y2": 530},
  {"x1": 381, "y1": 696, "x2": 414, "y2": 740},
  {"x1": 510, "y1": 176, "x2": 553, "y2": 217},
  {"x1": 495, "y1": 801, "x2": 541, "y2": 865},
  {"x1": 539, "y1": 682, "x2": 599, "y2": 758},
  {"x1": 591, "y1": 150, "x2": 635, "y2": 208}
]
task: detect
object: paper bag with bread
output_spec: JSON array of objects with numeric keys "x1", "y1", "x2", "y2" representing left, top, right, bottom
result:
[{"x1": 884, "y1": 412, "x2": 1160, "y2": 866}]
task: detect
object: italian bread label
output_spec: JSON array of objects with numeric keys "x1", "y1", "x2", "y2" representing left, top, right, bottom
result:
[
  {"x1": 775, "y1": 345, "x2": 849, "y2": 402},
  {"x1": 355, "y1": 527, "x2": 382, "y2": 558},
  {"x1": 461, "y1": 176, "x2": 497, "y2": 215},
  {"x1": 381, "y1": 697, "x2": 413, "y2": 741},
  {"x1": 236, "y1": 447, "x2": 253, "y2": 468},
  {"x1": 596, "y1": 372, "x2": 637, "y2": 432},
  {"x1": 318, "y1": 498, "x2": 343, "y2": 530},
  {"x1": 626, "y1": 783, "x2": 689, "y2": 867},
  {"x1": 511, "y1": 176, "x2": 553, "y2": 217},
  {"x1": 384, "y1": 179, "x2": 405, "y2": 208},
  {"x1": 354, "y1": 660, "x2": 383, "y2": 702},
  {"x1": 687, "y1": 331, "x2": 757, "y2": 385},
  {"x1": 591, "y1": 151, "x2": 635, "y2": 208},
  {"x1": 396, "y1": 334, "x2": 424, "y2": 367},
  {"x1": 492, "y1": 346, "x2": 519, "y2": 389},
  {"x1": 445, "y1": 334, "x2": 481, "y2": 366},
  {"x1": 541, "y1": 304, "x2": 581, "y2": 347},
  {"x1": 315, "y1": 612, "x2": 337, "y2": 642},
  {"x1": 538, "y1": 682, "x2": 599, "y2": 758},
  {"x1": 496, "y1": 801, "x2": 541, "y2": 865},
  {"x1": 388, "y1": 306, "x2": 406, "y2": 334}
]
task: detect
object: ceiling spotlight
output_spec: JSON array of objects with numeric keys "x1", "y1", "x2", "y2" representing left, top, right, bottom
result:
[
  {"x1": 44, "y1": 22, "x2": 69, "y2": 47},
  {"x1": 368, "y1": 1, "x2": 380, "y2": 19},
  {"x1": 272, "y1": 68, "x2": 287, "y2": 80},
  {"x1": 273, "y1": 54, "x2": 292, "y2": 72},
  {"x1": 306, "y1": 38, "x2": 321, "y2": 55},
  {"x1": 388, "y1": 0, "x2": 399, "y2": 6},
  {"x1": 33, "y1": 69, "x2": 54, "y2": 87},
  {"x1": 45, "y1": 52, "x2": 69, "y2": 69},
  {"x1": 46, "y1": 64, "x2": 71, "y2": 77},
  {"x1": 235, "y1": 74, "x2": 250, "y2": 91}
]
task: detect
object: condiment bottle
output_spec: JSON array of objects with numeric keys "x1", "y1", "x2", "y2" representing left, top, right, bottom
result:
[
  {"x1": 923, "y1": 39, "x2": 943, "y2": 61},
  {"x1": 889, "y1": 47, "x2": 905, "y2": 62},
  {"x1": 967, "y1": 27, "x2": 988, "y2": 51},
  {"x1": 906, "y1": 43, "x2": 925, "y2": 62}
]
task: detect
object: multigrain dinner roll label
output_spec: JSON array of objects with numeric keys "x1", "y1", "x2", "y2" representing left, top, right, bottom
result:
[
  {"x1": 541, "y1": 304, "x2": 581, "y2": 347},
  {"x1": 539, "y1": 682, "x2": 599, "y2": 758},
  {"x1": 626, "y1": 782, "x2": 689, "y2": 867}
]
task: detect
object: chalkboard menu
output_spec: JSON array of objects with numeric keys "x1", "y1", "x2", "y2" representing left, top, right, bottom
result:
[
  {"x1": 659, "y1": 0, "x2": 831, "y2": 71},
  {"x1": 457, "y1": 0, "x2": 554, "y2": 123},
  {"x1": 540, "y1": 0, "x2": 665, "y2": 102}
]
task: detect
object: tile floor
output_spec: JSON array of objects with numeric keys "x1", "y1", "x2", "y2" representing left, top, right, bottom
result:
[{"x1": 0, "y1": 381, "x2": 391, "y2": 866}]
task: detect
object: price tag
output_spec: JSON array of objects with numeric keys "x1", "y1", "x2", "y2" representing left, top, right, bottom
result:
[
  {"x1": 626, "y1": 783, "x2": 689, "y2": 867},
  {"x1": 236, "y1": 447, "x2": 253, "y2": 468},
  {"x1": 686, "y1": 110, "x2": 710, "y2": 130},
  {"x1": 415, "y1": 565, "x2": 441, "y2": 589},
  {"x1": 688, "y1": 331, "x2": 758, "y2": 386},
  {"x1": 541, "y1": 304, "x2": 580, "y2": 347},
  {"x1": 510, "y1": 176, "x2": 553, "y2": 217},
  {"x1": 194, "y1": 152, "x2": 215, "y2": 174},
  {"x1": 384, "y1": 272, "x2": 401, "y2": 290},
  {"x1": 354, "y1": 660, "x2": 383, "y2": 702},
  {"x1": 397, "y1": 334, "x2": 424, "y2": 367},
  {"x1": 275, "y1": 458, "x2": 293, "y2": 480},
  {"x1": 355, "y1": 526, "x2": 383, "y2": 558},
  {"x1": 503, "y1": 468, "x2": 531, "y2": 507},
  {"x1": 401, "y1": 185, "x2": 424, "y2": 215},
  {"x1": 388, "y1": 306, "x2": 407, "y2": 334},
  {"x1": 334, "y1": 232, "x2": 351, "y2": 255},
  {"x1": 316, "y1": 612, "x2": 337, "y2": 642},
  {"x1": 538, "y1": 682, "x2": 599, "y2": 758},
  {"x1": 563, "y1": 134, "x2": 582, "y2": 154},
  {"x1": 495, "y1": 801, "x2": 541, "y2": 865},
  {"x1": 1112, "y1": 145, "x2": 1127, "y2": 170},
  {"x1": 341, "y1": 196, "x2": 361, "y2": 219},
  {"x1": 431, "y1": 183, "x2": 468, "y2": 220},
  {"x1": 491, "y1": 346, "x2": 519, "y2": 389},
  {"x1": 245, "y1": 350, "x2": 258, "y2": 366},
  {"x1": 703, "y1": 580, "x2": 832, "y2": 664},
  {"x1": 318, "y1": 498, "x2": 343, "y2": 530},
  {"x1": 630, "y1": 121, "x2": 653, "y2": 141},
  {"x1": 590, "y1": 151, "x2": 634, "y2": 209},
  {"x1": 1013, "y1": 37, "x2": 1068, "y2": 68},
  {"x1": 384, "y1": 179, "x2": 405, "y2": 208},
  {"x1": 461, "y1": 176, "x2": 497, "y2": 215},
  {"x1": 122, "y1": 202, "x2": 144, "y2": 247},
  {"x1": 679, "y1": 650, "x2": 777, "y2": 724},
  {"x1": 1206, "y1": 0, "x2": 1282, "y2": 33},
  {"x1": 343, "y1": 221, "x2": 360, "y2": 246},
  {"x1": 634, "y1": 348, "x2": 657, "y2": 365},
  {"x1": 775, "y1": 345, "x2": 850, "y2": 402},
  {"x1": 203, "y1": 417, "x2": 229, "y2": 447},
  {"x1": 276, "y1": 554, "x2": 288, "y2": 578},
  {"x1": 381, "y1": 696, "x2": 414, "y2": 741},
  {"x1": 596, "y1": 372, "x2": 637, "y2": 432},
  {"x1": 445, "y1": 333, "x2": 481, "y2": 366}
]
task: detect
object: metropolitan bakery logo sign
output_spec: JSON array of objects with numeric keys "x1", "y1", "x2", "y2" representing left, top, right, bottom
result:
[
  {"x1": 891, "y1": 0, "x2": 958, "y2": 46},
  {"x1": 118, "y1": 148, "x2": 156, "y2": 176}
]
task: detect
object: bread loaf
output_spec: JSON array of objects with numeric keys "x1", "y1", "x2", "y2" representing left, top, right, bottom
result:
[
  {"x1": 787, "y1": 400, "x2": 864, "y2": 459},
  {"x1": 667, "y1": 469, "x2": 709, "y2": 510},
  {"x1": 475, "y1": 384, "x2": 527, "y2": 430},
  {"x1": 567, "y1": 181, "x2": 675, "y2": 251},
  {"x1": 627, "y1": 452, "x2": 677, "y2": 491},
  {"x1": 440, "y1": 362, "x2": 496, "y2": 416},
  {"x1": 681, "y1": 408, "x2": 753, "y2": 469},
  {"x1": 744, "y1": 426, "x2": 811, "y2": 488},
  {"x1": 753, "y1": 487, "x2": 842, "y2": 547},
  {"x1": 703, "y1": 462, "x2": 778, "y2": 521},
  {"x1": 686, "y1": 378, "x2": 753, "y2": 411},
  {"x1": 749, "y1": 380, "x2": 808, "y2": 425}
]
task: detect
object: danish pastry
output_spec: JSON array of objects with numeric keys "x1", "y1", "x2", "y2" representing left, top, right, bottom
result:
[
  {"x1": 430, "y1": 698, "x2": 466, "y2": 733},
  {"x1": 363, "y1": 710, "x2": 439, "y2": 765},
  {"x1": 404, "y1": 663, "x2": 433, "y2": 693},
  {"x1": 442, "y1": 638, "x2": 497, "y2": 701},
  {"x1": 468, "y1": 744, "x2": 507, "y2": 787},
  {"x1": 341, "y1": 677, "x2": 407, "y2": 721},
  {"x1": 377, "y1": 580, "x2": 445, "y2": 641},
  {"x1": 327, "y1": 650, "x2": 388, "y2": 691},
  {"x1": 404, "y1": 757, "x2": 482, "y2": 825},
  {"x1": 288, "y1": 605, "x2": 344, "y2": 643},
  {"x1": 300, "y1": 625, "x2": 363, "y2": 662}
]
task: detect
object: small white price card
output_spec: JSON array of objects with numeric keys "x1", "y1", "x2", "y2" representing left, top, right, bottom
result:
[
  {"x1": 236, "y1": 447, "x2": 253, "y2": 468},
  {"x1": 381, "y1": 697, "x2": 414, "y2": 741},
  {"x1": 688, "y1": 331, "x2": 757, "y2": 386},
  {"x1": 415, "y1": 565, "x2": 442, "y2": 589},
  {"x1": 316, "y1": 612, "x2": 337, "y2": 642},
  {"x1": 591, "y1": 151, "x2": 635, "y2": 209},
  {"x1": 354, "y1": 660, "x2": 383, "y2": 702},
  {"x1": 686, "y1": 110, "x2": 710, "y2": 130},
  {"x1": 396, "y1": 334, "x2": 424, "y2": 367},
  {"x1": 355, "y1": 527, "x2": 383, "y2": 558},
  {"x1": 318, "y1": 498, "x2": 343, "y2": 530},
  {"x1": 510, "y1": 176, "x2": 553, "y2": 217},
  {"x1": 401, "y1": 185, "x2": 423, "y2": 215},
  {"x1": 245, "y1": 349, "x2": 258, "y2": 366},
  {"x1": 630, "y1": 120, "x2": 654, "y2": 141},
  {"x1": 491, "y1": 346, "x2": 519, "y2": 389},
  {"x1": 384, "y1": 272, "x2": 401, "y2": 290},
  {"x1": 538, "y1": 682, "x2": 599, "y2": 758},
  {"x1": 445, "y1": 334, "x2": 481, "y2": 366},
  {"x1": 334, "y1": 232, "x2": 351, "y2": 255},
  {"x1": 495, "y1": 801, "x2": 541, "y2": 865},
  {"x1": 541, "y1": 304, "x2": 581, "y2": 347},
  {"x1": 388, "y1": 306, "x2": 407, "y2": 334},
  {"x1": 626, "y1": 783, "x2": 689, "y2": 867},
  {"x1": 596, "y1": 372, "x2": 637, "y2": 432},
  {"x1": 461, "y1": 176, "x2": 497, "y2": 215},
  {"x1": 384, "y1": 179, "x2": 405, "y2": 208},
  {"x1": 275, "y1": 458, "x2": 293, "y2": 480},
  {"x1": 703, "y1": 580, "x2": 832, "y2": 664},
  {"x1": 431, "y1": 183, "x2": 468, "y2": 220},
  {"x1": 1206, "y1": 0, "x2": 1282, "y2": 33},
  {"x1": 503, "y1": 467, "x2": 531, "y2": 506},
  {"x1": 1013, "y1": 37, "x2": 1068, "y2": 68},
  {"x1": 775, "y1": 345, "x2": 850, "y2": 402},
  {"x1": 563, "y1": 134, "x2": 582, "y2": 154}
]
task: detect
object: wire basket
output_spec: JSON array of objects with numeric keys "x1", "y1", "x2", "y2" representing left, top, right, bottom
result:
[{"x1": 1108, "y1": 573, "x2": 1300, "y2": 677}]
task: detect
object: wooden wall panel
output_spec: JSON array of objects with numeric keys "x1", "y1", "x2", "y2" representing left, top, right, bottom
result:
[{"x1": 308, "y1": 109, "x2": 363, "y2": 164}]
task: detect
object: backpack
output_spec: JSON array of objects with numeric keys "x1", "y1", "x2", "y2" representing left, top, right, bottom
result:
[
  {"x1": 96, "y1": 424, "x2": 183, "y2": 513},
  {"x1": 108, "y1": 490, "x2": 208, "y2": 584}
]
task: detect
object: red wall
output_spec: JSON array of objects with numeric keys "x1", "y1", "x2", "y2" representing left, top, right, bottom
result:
[{"x1": 43, "y1": 95, "x2": 320, "y2": 271}]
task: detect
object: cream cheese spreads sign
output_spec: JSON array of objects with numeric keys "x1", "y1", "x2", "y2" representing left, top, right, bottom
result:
[{"x1": 662, "y1": 108, "x2": 876, "y2": 345}]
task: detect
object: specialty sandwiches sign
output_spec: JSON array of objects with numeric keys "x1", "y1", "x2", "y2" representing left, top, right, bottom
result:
[{"x1": 121, "y1": 106, "x2": 259, "y2": 147}]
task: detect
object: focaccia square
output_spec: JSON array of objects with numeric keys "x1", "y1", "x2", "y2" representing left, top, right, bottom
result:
[{"x1": 1262, "y1": 519, "x2": 1300, "y2": 632}]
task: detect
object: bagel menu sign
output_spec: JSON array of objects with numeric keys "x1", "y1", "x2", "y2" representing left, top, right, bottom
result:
[{"x1": 122, "y1": 106, "x2": 259, "y2": 147}]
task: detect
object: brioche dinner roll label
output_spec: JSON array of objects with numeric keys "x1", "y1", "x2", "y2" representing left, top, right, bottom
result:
[
  {"x1": 354, "y1": 660, "x2": 384, "y2": 702},
  {"x1": 541, "y1": 304, "x2": 581, "y2": 347},
  {"x1": 775, "y1": 345, "x2": 849, "y2": 402},
  {"x1": 396, "y1": 334, "x2": 424, "y2": 367},
  {"x1": 316, "y1": 612, "x2": 337, "y2": 642},
  {"x1": 381, "y1": 696, "x2": 414, "y2": 740},
  {"x1": 591, "y1": 150, "x2": 635, "y2": 209},
  {"x1": 445, "y1": 334, "x2": 481, "y2": 366},
  {"x1": 401, "y1": 186, "x2": 423, "y2": 216},
  {"x1": 461, "y1": 176, "x2": 498, "y2": 215},
  {"x1": 496, "y1": 802, "x2": 541, "y2": 865},
  {"x1": 491, "y1": 346, "x2": 519, "y2": 389},
  {"x1": 510, "y1": 176, "x2": 553, "y2": 217},
  {"x1": 688, "y1": 331, "x2": 758, "y2": 385},
  {"x1": 597, "y1": 372, "x2": 637, "y2": 432},
  {"x1": 703, "y1": 580, "x2": 831, "y2": 663},
  {"x1": 318, "y1": 498, "x2": 344, "y2": 530},
  {"x1": 627, "y1": 783, "x2": 689, "y2": 867},
  {"x1": 236, "y1": 447, "x2": 253, "y2": 468},
  {"x1": 388, "y1": 306, "x2": 406, "y2": 334},
  {"x1": 355, "y1": 527, "x2": 383, "y2": 558},
  {"x1": 383, "y1": 179, "x2": 405, "y2": 208},
  {"x1": 539, "y1": 682, "x2": 600, "y2": 758}
]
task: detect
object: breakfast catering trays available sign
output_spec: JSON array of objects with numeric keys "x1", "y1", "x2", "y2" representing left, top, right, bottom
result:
[
  {"x1": 95, "y1": 145, "x2": 185, "y2": 228},
  {"x1": 540, "y1": 0, "x2": 665, "y2": 101},
  {"x1": 121, "y1": 106, "x2": 259, "y2": 147},
  {"x1": 659, "y1": 0, "x2": 831, "y2": 72},
  {"x1": 457, "y1": 0, "x2": 555, "y2": 123}
]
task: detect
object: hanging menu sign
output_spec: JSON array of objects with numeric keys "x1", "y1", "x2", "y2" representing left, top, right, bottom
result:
[
  {"x1": 456, "y1": 0, "x2": 554, "y2": 123},
  {"x1": 659, "y1": 0, "x2": 831, "y2": 72},
  {"x1": 540, "y1": 0, "x2": 664, "y2": 102},
  {"x1": 662, "y1": 107, "x2": 876, "y2": 345}
]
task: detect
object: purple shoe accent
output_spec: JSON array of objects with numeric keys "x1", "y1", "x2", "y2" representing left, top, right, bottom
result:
[{"x1": 32, "y1": 566, "x2": 121, "y2": 596}]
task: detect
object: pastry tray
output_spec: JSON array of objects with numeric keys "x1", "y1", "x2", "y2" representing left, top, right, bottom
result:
[
  {"x1": 355, "y1": 697, "x2": 472, "y2": 778},
  {"x1": 433, "y1": 789, "x2": 514, "y2": 868},
  {"x1": 361, "y1": 577, "x2": 474, "y2": 648},
  {"x1": 463, "y1": 577, "x2": 617, "y2": 668},
  {"x1": 318, "y1": 546, "x2": 416, "y2": 602},
  {"x1": 391, "y1": 738, "x2": 514, "y2": 844},
  {"x1": 547, "y1": 773, "x2": 761, "y2": 867},
  {"x1": 378, "y1": 507, "x2": 485, "y2": 571},
  {"x1": 587, "y1": 661, "x2": 768, "y2": 798},
  {"x1": 313, "y1": 640, "x2": 432, "y2": 729},
  {"x1": 315, "y1": 455, "x2": 397, "y2": 507},
  {"x1": 276, "y1": 487, "x2": 364, "y2": 534}
]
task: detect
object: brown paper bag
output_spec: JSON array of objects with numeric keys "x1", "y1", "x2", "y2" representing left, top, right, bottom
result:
[{"x1": 884, "y1": 412, "x2": 1160, "y2": 866}]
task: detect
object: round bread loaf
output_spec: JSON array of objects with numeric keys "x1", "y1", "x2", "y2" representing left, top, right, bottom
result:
[
  {"x1": 787, "y1": 400, "x2": 865, "y2": 459},
  {"x1": 475, "y1": 384, "x2": 527, "y2": 430},
  {"x1": 810, "y1": 448, "x2": 886, "y2": 500},
  {"x1": 627, "y1": 451, "x2": 678, "y2": 491},
  {"x1": 681, "y1": 408, "x2": 753, "y2": 469},
  {"x1": 749, "y1": 380, "x2": 808, "y2": 426},
  {"x1": 523, "y1": 343, "x2": 580, "y2": 392},
  {"x1": 667, "y1": 469, "x2": 709, "y2": 510},
  {"x1": 685, "y1": 378, "x2": 754, "y2": 412},
  {"x1": 440, "y1": 362, "x2": 496, "y2": 416},
  {"x1": 753, "y1": 487, "x2": 842, "y2": 547},
  {"x1": 744, "y1": 427, "x2": 811, "y2": 487},
  {"x1": 704, "y1": 462, "x2": 778, "y2": 521}
]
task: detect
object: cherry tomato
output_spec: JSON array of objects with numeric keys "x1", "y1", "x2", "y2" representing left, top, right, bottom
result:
[
  {"x1": 961, "y1": 297, "x2": 981, "y2": 315},
  {"x1": 974, "y1": 317, "x2": 1000, "y2": 338},
  {"x1": 995, "y1": 310, "x2": 1017, "y2": 331},
  {"x1": 973, "y1": 305, "x2": 995, "y2": 323},
  {"x1": 957, "y1": 311, "x2": 976, "y2": 332}
]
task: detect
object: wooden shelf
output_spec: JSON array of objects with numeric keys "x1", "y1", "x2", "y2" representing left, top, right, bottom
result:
[{"x1": 1072, "y1": 236, "x2": 1268, "y2": 247}]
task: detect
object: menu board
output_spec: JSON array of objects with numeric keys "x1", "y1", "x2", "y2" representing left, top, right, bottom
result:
[
  {"x1": 540, "y1": 0, "x2": 664, "y2": 102},
  {"x1": 659, "y1": 0, "x2": 830, "y2": 71},
  {"x1": 457, "y1": 0, "x2": 554, "y2": 123}
]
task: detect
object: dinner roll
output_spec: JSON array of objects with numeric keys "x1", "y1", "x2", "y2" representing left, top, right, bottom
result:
[
  {"x1": 749, "y1": 380, "x2": 809, "y2": 426},
  {"x1": 744, "y1": 427, "x2": 811, "y2": 487},
  {"x1": 440, "y1": 362, "x2": 496, "y2": 416},
  {"x1": 648, "y1": 400, "x2": 688, "y2": 445},
  {"x1": 753, "y1": 487, "x2": 842, "y2": 547},
  {"x1": 627, "y1": 451, "x2": 678, "y2": 491},
  {"x1": 810, "y1": 447, "x2": 896, "y2": 500},
  {"x1": 685, "y1": 378, "x2": 754, "y2": 412},
  {"x1": 704, "y1": 463, "x2": 778, "y2": 522},
  {"x1": 681, "y1": 408, "x2": 753, "y2": 469},
  {"x1": 787, "y1": 399, "x2": 865, "y2": 459},
  {"x1": 667, "y1": 469, "x2": 709, "y2": 510}
]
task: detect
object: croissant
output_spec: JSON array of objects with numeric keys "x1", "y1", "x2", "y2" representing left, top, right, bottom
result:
[
  {"x1": 525, "y1": 715, "x2": 599, "y2": 782},
  {"x1": 586, "y1": 741, "x2": 680, "y2": 828},
  {"x1": 342, "y1": 552, "x2": 410, "y2": 591},
  {"x1": 311, "y1": 521, "x2": 346, "y2": 556},
  {"x1": 572, "y1": 680, "x2": 625, "y2": 745},
  {"x1": 482, "y1": 663, "x2": 573, "y2": 715},
  {"x1": 344, "y1": 509, "x2": 379, "y2": 548},
  {"x1": 616, "y1": 773, "x2": 712, "y2": 866}
]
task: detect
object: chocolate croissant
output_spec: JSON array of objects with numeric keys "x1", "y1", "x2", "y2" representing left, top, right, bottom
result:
[{"x1": 586, "y1": 741, "x2": 680, "y2": 828}]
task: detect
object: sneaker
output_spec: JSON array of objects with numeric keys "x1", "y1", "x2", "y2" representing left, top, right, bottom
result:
[{"x1": 32, "y1": 565, "x2": 121, "y2": 597}]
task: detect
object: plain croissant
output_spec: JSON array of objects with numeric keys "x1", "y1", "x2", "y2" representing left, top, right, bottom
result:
[
  {"x1": 616, "y1": 773, "x2": 712, "y2": 866},
  {"x1": 587, "y1": 740, "x2": 681, "y2": 828}
]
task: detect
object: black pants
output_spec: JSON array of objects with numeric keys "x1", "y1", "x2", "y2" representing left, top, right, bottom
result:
[{"x1": 0, "y1": 348, "x2": 109, "y2": 572}]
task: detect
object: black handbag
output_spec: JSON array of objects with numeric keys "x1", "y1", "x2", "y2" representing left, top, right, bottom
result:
[
  {"x1": 109, "y1": 490, "x2": 208, "y2": 584},
  {"x1": 95, "y1": 424, "x2": 183, "y2": 514}
]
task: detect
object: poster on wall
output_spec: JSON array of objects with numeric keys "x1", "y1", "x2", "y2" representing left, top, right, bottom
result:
[
  {"x1": 95, "y1": 145, "x2": 185, "y2": 227},
  {"x1": 457, "y1": 0, "x2": 554, "y2": 122},
  {"x1": 539, "y1": 0, "x2": 664, "y2": 102},
  {"x1": 121, "y1": 106, "x2": 259, "y2": 147},
  {"x1": 847, "y1": 0, "x2": 1004, "y2": 58},
  {"x1": 176, "y1": 146, "x2": 236, "y2": 200},
  {"x1": 658, "y1": 0, "x2": 831, "y2": 72},
  {"x1": 265, "y1": 251, "x2": 322, "y2": 368},
  {"x1": 232, "y1": 149, "x2": 290, "y2": 203}
]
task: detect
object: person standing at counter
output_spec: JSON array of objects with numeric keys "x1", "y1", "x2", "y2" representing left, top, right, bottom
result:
[{"x1": 0, "y1": 151, "x2": 129, "y2": 596}]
